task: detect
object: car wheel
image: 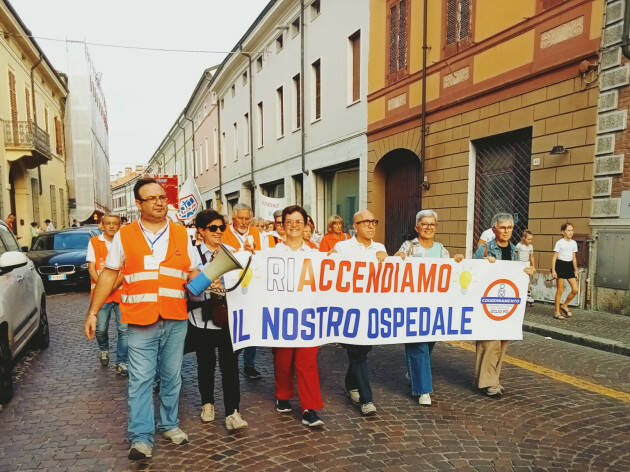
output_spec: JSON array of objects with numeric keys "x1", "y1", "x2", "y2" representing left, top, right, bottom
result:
[
  {"x1": 0, "y1": 334, "x2": 13, "y2": 404},
  {"x1": 32, "y1": 298, "x2": 50, "y2": 350}
]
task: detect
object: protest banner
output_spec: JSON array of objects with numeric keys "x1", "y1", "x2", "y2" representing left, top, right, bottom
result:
[
  {"x1": 258, "y1": 191, "x2": 286, "y2": 221},
  {"x1": 224, "y1": 251, "x2": 529, "y2": 349}
]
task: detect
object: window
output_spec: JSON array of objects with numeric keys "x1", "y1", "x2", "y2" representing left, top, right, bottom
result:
[
  {"x1": 233, "y1": 122, "x2": 238, "y2": 161},
  {"x1": 349, "y1": 31, "x2": 361, "y2": 103},
  {"x1": 312, "y1": 59, "x2": 321, "y2": 120},
  {"x1": 25, "y1": 88, "x2": 31, "y2": 123},
  {"x1": 231, "y1": 83, "x2": 236, "y2": 97},
  {"x1": 387, "y1": 0, "x2": 409, "y2": 83},
  {"x1": 205, "y1": 137, "x2": 209, "y2": 170},
  {"x1": 213, "y1": 129, "x2": 218, "y2": 164},
  {"x1": 292, "y1": 74, "x2": 301, "y2": 130},
  {"x1": 8, "y1": 71, "x2": 17, "y2": 130},
  {"x1": 445, "y1": 0, "x2": 472, "y2": 56},
  {"x1": 276, "y1": 86, "x2": 284, "y2": 138},
  {"x1": 256, "y1": 56, "x2": 263, "y2": 72},
  {"x1": 221, "y1": 132, "x2": 226, "y2": 166},
  {"x1": 311, "y1": 0, "x2": 321, "y2": 19},
  {"x1": 44, "y1": 107, "x2": 49, "y2": 133},
  {"x1": 54, "y1": 116, "x2": 63, "y2": 155},
  {"x1": 31, "y1": 178, "x2": 40, "y2": 222},
  {"x1": 49, "y1": 184, "x2": 57, "y2": 227},
  {"x1": 291, "y1": 17, "x2": 300, "y2": 37},
  {"x1": 198, "y1": 144, "x2": 203, "y2": 175},
  {"x1": 242, "y1": 70, "x2": 248, "y2": 86},
  {"x1": 243, "y1": 113, "x2": 250, "y2": 154},
  {"x1": 59, "y1": 188, "x2": 66, "y2": 227},
  {"x1": 257, "y1": 102, "x2": 264, "y2": 148},
  {"x1": 276, "y1": 34, "x2": 284, "y2": 52}
]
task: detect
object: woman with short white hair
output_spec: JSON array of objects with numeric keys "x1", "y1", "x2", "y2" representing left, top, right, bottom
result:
[{"x1": 395, "y1": 210, "x2": 463, "y2": 406}]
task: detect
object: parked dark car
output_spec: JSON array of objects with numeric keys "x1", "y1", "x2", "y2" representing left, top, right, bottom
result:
[{"x1": 27, "y1": 227, "x2": 100, "y2": 291}]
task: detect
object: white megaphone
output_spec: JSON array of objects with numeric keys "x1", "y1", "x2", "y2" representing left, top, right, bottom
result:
[{"x1": 186, "y1": 243, "x2": 252, "y2": 296}]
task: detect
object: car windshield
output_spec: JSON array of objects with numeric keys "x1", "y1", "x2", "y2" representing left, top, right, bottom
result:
[{"x1": 32, "y1": 232, "x2": 91, "y2": 251}]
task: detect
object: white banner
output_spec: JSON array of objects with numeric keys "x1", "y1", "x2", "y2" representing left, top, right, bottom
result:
[
  {"x1": 177, "y1": 176, "x2": 204, "y2": 224},
  {"x1": 224, "y1": 251, "x2": 529, "y2": 349},
  {"x1": 258, "y1": 191, "x2": 286, "y2": 221}
]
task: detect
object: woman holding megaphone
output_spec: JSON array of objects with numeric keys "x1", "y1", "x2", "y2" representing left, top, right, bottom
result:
[{"x1": 186, "y1": 209, "x2": 248, "y2": 431}]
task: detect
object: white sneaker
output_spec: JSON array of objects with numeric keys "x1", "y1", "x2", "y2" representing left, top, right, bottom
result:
[
  {"x1": 225, "y1": 410, "x2": 249, "y2": 431},
  {"x1": 128, "y1": 442, "x2": 152, "y2": 460},
  {"x1": 360, "y1": 402, "x2": 377, "y2": 416},
  {"x1": 347, "y1": 389, "x2": 360, "y2": 405},
  {"x1": 201, "y1": 403, "x2": 215, "y2": 423},
  {"x1": 162, "y1": 427, "x2": 188, "y2": 445},
  {"x1": 418, "y1": 393, "x2": 432, "y2": 406}
]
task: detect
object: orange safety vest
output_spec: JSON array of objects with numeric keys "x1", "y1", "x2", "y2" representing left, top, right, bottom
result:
[
  {"x1": 119, "y1": 221, "x2": 191, "y2": 325},
  {"x1": 222, "y1": 225, "x2": 277, "y2": 250},
  {"x1": 89, "y1": 236, "x2": 122, "y2": 304}
]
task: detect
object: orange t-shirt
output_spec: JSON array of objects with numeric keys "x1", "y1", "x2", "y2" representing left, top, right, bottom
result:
[{"x1": 318, "y1": 232, "x2": 350, "y2": 252}]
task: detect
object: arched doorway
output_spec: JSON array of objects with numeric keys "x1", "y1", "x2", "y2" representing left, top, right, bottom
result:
[{"x1": 374, "y1": 149, "x2": 422, "y2": 254}]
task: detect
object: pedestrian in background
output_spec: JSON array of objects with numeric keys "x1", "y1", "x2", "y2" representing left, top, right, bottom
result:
[
  {"x1": 270, "y1": 209, "x2": 285, "y2": 241},
  {"x1": 318, "y1": 215, "x2": 350, "y2": 252},
  {"x1": 30, "y1": 222, "x2": 41, "y2": 238},
  {"x1": 332, "y1": 209, "x2": 387, "y2": 416},
  {"x1": 84, "y1": 178, "x2": 202, "y2": 461},
  {"x1": 474, "y1": 213, "x2": 535, "y2": 397},
  {"x1": 302, "y1": 216, "x2": 318, "y2": 249},
  {"x1": 86, "y1": 214, "x2": 127, "y2": 375},
  {"x1": 516, "y1": 229, "x2": 536, "y2": 305},
  {"x1": 44, "y1": 219, "x2": 55, "y2": 232},
  {"x1": 272, "y1": 205, "x2": 325, "y2": 428},
  {"x1": 551, "y1": 223, "x2": 579, "y2": 320},
  {"x1": 395, "y1": 209, "x2": 464, "y2": 406},
  {"x1": 4, "y1": 213, "x2": 17, "y2": 234},
  {"x1": 477, "y1": 227, "x2": 495, "y2": 248},
  {"x1": 188, "y1": 209, "x2": 248, "y2": 431}
]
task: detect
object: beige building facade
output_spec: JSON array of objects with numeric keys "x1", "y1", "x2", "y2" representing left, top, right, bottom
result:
[{"x1": 0, "y1": 0, "x2": 68, "y2": 247}]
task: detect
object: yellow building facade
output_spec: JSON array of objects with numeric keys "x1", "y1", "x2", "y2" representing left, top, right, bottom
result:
[
  {"x1": 0, "y1": 1, "x2": 68, "y2": 246},
  {"x1": 368, "y1": 0, "x2": 603, "y2": 280}
]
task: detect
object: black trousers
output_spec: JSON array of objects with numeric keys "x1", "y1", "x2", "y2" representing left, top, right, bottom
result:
[
  {"x1": 344, "y1": 345, "x2": 373, "y2": 403},
  {"x1": 192, "y1": 325, "x2": 240, "y2": 415}
]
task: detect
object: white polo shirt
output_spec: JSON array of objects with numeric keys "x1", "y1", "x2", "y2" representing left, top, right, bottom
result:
[
  {"x1": 273, "y1": 241, "x2": 314, "y2": 252},
  {"x1": 105, "y1": 221, "x2": 201, "y2": 271},
  {"x1": 334, "y1": 236, "x2": 386, "y2": 256},
  {"x1": 86, "y1": 234, "x2": 112, "y2": 263}
]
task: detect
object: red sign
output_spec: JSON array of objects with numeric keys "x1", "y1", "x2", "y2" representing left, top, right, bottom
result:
[{"x1": 150, "y1": 174, "x2": 178, "y2": 208}]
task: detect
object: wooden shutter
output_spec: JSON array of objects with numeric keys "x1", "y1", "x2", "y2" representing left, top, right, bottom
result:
[
  {"x1": 8, "y1": 71, "x2": 18, "y2": 142},
  {"x1": 388, "y1": 3, "x2": 398, "y2": 74},
  {"x1": 54, "y1": 117, "x2": 63, "y2": 155},
  {"x1": 314, "y1": 60, "x2": 321, "y2": 119},
  {"x1": 294, "y1": 74, "x2": 301, "y2": 128},
  {"x1": 25, "y1": 89, "x2": 31, "y2": 123}
]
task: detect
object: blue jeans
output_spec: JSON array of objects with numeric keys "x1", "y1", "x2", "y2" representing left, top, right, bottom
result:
[
  {"x1": 405, "y1": 342, "x2": 435, "y2": 396},
  {"x1": 243, "y1": 346, "x2": 256, "y2": 369},
  {"x1": 127, "y1": 319, "x2": 187, "y2": 446},
  {"x1": 95, "y1": 302, "x2": 128, "y2": 365}
]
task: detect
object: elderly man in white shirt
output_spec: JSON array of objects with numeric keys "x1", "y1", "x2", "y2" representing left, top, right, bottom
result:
[{"x1": 330, "y1": 209, "x2": 387, "y2": 416}]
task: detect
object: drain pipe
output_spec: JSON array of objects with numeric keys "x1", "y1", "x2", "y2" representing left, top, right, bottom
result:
[
  {"x1": 622, "y1": 0, "x2": 630, "y2": 58},
  {"x1": 300, "y1": 0, "x2": 307, "y2": 189},
  {"x1": 240, "y1": 47, "x2": 256, "y2": 211},
  {"x1": 31, "y1": 53, "x2": 43, "y2": 195},
  {"x1": 183, "y1": 114, "x2": 195, "y2": 179},
  {"x1": 420, "y1": 0, "x2": 428, "y2": 198}
]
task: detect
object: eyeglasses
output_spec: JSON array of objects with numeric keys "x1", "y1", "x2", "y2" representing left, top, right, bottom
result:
[
  {"x1": 419, "y1": 223, "x2": 436, "y2": 229},
  {"x1": 205, "y1": 224, "x2": 226, "y2": 232},
  {"x1": 138, "y1": 195, "x2": 168, "y2": 204},
  {"x1": 285, "y1": 220, "x2": 305, "y2": 227},
  {"x1": 355, "y1": 219, "x2": 379, "y2": 226}
]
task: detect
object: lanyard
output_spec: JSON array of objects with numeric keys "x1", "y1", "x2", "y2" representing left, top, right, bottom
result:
[{"x1": 139, "y1": 221, "x2": 168, "y2": 252}]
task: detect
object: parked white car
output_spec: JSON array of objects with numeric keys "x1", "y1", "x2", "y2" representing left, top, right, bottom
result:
[{"x1": 0, "y1": 220, "x2": 49, "y2": 404}]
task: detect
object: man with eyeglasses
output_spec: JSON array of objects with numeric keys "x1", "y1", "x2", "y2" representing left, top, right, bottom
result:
[
  {"x1": 330, "y1": 209, "x2": 387, "y2": 416},
  {"x1": 221, "y1": 202, "x2": 273, "y2": 379},
  {"x1": 473, "y1": 212, "x2": 535, "y2": 398},
  {"x1": 84, "y1": 178, "x2": 202, "y2": 460}
]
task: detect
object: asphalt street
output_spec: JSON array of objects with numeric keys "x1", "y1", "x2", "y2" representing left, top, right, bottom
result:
[{"x1": 0, "y1": 291, "x2": 629, "y2": 472}]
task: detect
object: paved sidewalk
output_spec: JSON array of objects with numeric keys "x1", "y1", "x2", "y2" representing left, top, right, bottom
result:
[{"x1": 523, "y1": 303, "x2": 630, "y2": 356}]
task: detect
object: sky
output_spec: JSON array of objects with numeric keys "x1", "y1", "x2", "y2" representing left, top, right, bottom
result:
[{"x1": 12, "y1": 0, "x2": 270, "y2": 174}]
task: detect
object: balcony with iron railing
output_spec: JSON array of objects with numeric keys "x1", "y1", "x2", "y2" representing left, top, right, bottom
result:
[{"x1": 3, "y1": 120, "x2": 52, "y2": 169}]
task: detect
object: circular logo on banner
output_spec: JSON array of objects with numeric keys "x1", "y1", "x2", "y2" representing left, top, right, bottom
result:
[{"x1": 480, "y1": 279, "x2": 521, "y2": 321}]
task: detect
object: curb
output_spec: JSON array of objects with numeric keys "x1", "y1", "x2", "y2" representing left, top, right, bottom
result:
[{"x1": 523, "y1": 321, "x2": 630, "y2": 357}]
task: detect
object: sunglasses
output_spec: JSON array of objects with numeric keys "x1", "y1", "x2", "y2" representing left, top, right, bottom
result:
[{"x1": 205, "y1": 224, "x2": 226, "y2": 232}]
